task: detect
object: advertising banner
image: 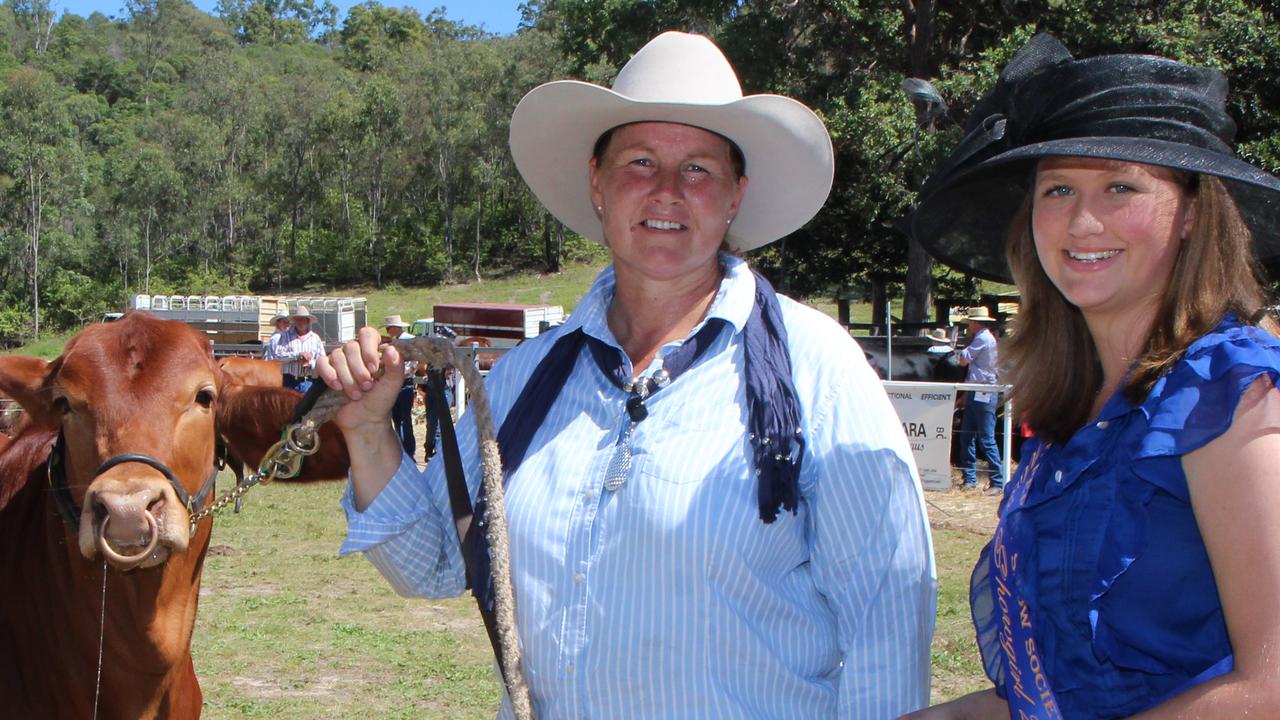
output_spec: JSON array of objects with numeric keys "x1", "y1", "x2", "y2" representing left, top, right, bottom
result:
[{"x1": 882, "y1": 382, "x2": 957, "y2": 491}]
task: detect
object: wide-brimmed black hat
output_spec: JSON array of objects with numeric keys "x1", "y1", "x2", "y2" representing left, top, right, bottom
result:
[{"x1": 911, "y1": 33, "x2": 1280, "y2": 283}]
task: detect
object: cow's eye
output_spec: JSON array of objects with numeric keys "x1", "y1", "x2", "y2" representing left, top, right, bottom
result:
[
  {"x1": 52, "y1": 396, "x2": 71, "y2": 416},
  {"x1": 195, "y1": 389, "x2": 215, "y2": 409}
]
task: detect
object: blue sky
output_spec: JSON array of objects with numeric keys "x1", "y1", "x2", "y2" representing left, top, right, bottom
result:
[{"x1": 56, "y1": 1, "x2": 526, "y2": 36}]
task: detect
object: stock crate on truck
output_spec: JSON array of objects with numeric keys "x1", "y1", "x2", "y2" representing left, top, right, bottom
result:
[
  {"x1": 284, "y1": 296, "x2": 367, "y2": 345},
  {"x1": 432, "y1": 303, "x2": 565, "y2": 346},
  {"x1": 129, "y1": 294, "x2": 289, "y2": 345},
  {"x1": 128, "y1": 294, "x2": 367, "y2": 356}
]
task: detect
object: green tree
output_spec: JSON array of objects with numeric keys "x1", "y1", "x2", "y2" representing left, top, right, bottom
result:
[
  {"x1": 0, "y1": 66, "x2": 85, "y2": 338},
  {"x1": 217, "y1": 0, "x2": 338, "y2": 45}
]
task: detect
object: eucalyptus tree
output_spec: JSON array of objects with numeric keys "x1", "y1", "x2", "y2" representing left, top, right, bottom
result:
[
  {"x1": 253, "y1": 45, "x2": 344, "y2": 288},
  {"x1": 180, "y1": 50, "x2": 272, "y2": 282},
  {"x1": 0, "y1": 65, "x2": 87, "y2": 338},
  {"x1": 6, "y1": 0, "x2": 55, "y2": 58}
]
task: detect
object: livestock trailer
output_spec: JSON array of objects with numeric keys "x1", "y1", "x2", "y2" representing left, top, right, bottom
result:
[
  {"x1": 128, "y1": 294, "x2": 367, "y2": 355},
  {"x1": 432, "y1": 303, "x2": 564, "y2": 346}
]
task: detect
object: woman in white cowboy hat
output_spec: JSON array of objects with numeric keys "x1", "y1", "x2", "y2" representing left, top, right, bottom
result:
[
  {"x1": 908, "y1": 35, "x2": 1280, "y2": 720},
  {"x1": 319, "y1": 31, "x2": 935, "y2": 718}
]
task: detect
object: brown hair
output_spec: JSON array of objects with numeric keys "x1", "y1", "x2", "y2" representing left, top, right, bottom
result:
[{"x1": 1004, "y1": 173, "x2": 1276, "y2": 442}]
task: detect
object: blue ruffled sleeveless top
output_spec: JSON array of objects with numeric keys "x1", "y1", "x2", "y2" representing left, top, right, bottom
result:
[{"x1": 970, "y1": 314, "x2": 1280, "y2": 718}]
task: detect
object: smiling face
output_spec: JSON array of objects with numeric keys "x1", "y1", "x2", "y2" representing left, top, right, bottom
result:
[
  {"x1": 589, "y1": 122, "x2": 748, "y2": 284},
  {"x1": 1031, "y1": 157, "x2": 1196, "y2": 323}
]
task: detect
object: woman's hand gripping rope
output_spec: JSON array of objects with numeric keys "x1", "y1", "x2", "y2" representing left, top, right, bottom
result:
[{"x1": 314, "y1": 329, "x2": 534, "y2": 720}]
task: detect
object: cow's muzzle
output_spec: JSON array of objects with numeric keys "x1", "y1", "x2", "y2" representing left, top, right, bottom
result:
[
  {"x1": 96, "y1": 508, "x2": 161, "y2": 566},
  {"x1": 81, "y1": 480, "x2": 189, "y2": 570}
]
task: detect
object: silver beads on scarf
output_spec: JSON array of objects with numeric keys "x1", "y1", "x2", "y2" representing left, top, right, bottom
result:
[{"x1": 604, "y1": 370, "x2": 673, "y2": 490}]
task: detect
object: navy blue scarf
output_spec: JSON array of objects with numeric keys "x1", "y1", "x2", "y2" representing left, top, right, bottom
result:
[{"x1": 465, "y1": 268, "x2": 804, "y2": 611}]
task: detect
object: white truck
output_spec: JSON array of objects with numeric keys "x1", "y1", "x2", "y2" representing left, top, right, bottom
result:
[{"x1": 127, "y1": 294, "x2": 367, "y2": 355}]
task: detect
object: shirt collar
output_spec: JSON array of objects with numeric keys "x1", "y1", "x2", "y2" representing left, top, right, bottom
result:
[{"x1": 565, "y1": 253, "x2": 757, "y2": 350}]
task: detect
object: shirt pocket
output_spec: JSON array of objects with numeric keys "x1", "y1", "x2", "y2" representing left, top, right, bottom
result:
[{"x1": 630, "y1": 398, "x2": 750, "y2": 486}]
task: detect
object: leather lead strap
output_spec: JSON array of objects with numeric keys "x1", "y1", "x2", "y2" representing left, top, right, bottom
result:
[{"x1": 425, "y1": 369, "x2": 511, "y2": 691}]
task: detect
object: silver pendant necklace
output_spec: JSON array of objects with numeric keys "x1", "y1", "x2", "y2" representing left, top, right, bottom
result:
[{"x1": 602, "y1": 368, "x2": 670, "y2": 491}]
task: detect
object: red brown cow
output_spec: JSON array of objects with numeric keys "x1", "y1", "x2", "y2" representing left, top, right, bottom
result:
[
  {"x1": 0, "y1": 312, "x2": 349, "y2": 719},
  {"x1": 217, "y1": 356, "x2": 283, "y2": 387}
]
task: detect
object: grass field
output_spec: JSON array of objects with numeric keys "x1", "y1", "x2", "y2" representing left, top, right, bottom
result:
[{"x1": 193, "y1": 474, "x2": 997, "y2": 718}]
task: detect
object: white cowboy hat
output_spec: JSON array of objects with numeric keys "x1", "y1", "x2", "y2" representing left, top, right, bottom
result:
[
  {"x1": 963, "y1": 306, "x2": 996, "y2": 323},
  {"x1": 927, "y1": 328, "x2": 952, "y2": 343},
  {"x1": 272, "y1": 309, "x2": 290, "y2": 322},
  {"x1": 383, "y1": 314, "x2": 409, "y2": 328},
  {"x1": 509, "y1": 31, "x2": 834, "y2": 252},
  {"x1": 291, "y1": 306, "x2": 312, "y2": 319}
]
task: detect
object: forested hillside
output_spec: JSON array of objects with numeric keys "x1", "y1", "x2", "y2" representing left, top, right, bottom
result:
[{"x1": 0, "y1": 0, "x2": 1275, "y2": 343}]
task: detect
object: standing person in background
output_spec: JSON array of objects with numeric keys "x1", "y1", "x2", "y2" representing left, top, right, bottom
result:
[
  {"x1": 419, "y1": 366, "x2": 454, "y2": 463},
  {"x1": 262, "y1": 309, "x2": 291, "y2": 362},
  {"x1": 926, "y1": 327, "x2": 954, "y2": 355},
  {"x1": 907, "y1": 34, "x2": 1280, "y2": 719},
  {"x1": 383, "y1": 315, "x2": 417, "y2": 457},
  {"x1": 319, "y1": 31, "x2": 936, "y2": 719},
  {"x1": 956, "y1": 307, "x2": 1003, "y2": 492},
  {"x1": 277, "y1": 306, "x2": 324, "y2": 393}
]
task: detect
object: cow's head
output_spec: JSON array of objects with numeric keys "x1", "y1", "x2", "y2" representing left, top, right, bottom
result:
[{"x1": 0, "y1": 313, "x2": 223, "y2": 570}]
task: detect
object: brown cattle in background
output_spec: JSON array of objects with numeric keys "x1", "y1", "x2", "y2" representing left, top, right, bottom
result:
[
  {"x1": 0, "y1": 312, "x2": 349, "y2": 719},
  {"x1": 218, "y1": 356, "x2": 283, "y2": 387}
]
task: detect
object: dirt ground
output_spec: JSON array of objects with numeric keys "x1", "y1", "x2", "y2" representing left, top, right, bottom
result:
[{"x1": 926, "y1": 471, "x2": 1004, "y2": 535}]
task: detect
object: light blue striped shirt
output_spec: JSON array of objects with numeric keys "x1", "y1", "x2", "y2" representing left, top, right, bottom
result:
[
  {"x1": 340, "y1": 255, "x2": 937, "y2": 719},
  {"x1": 959, "y1": 327, "x2": 998, "y2": 385}
]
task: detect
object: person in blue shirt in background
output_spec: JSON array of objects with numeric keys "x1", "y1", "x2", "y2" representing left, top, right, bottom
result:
[
  {"x1": 262, "y1": 309, "x2": 291, "y2": 363},
  {"x1": 319, "y1": 31, "x2": 936, "y2": 720},
  {"x1": 907, "y1": 34, "x2": 1280, "y2": 719},
  {"x1": 956, "y1": 306, "x2": 1003, "y2": 492}
]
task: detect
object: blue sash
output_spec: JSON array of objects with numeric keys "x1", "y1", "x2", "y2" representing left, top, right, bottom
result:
[{"x1": 990, "y1": 445, "x2": 1065, "y2": 720}]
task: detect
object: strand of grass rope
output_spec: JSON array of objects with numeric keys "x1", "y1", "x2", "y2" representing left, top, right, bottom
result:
[{"x1": 296, "y1": 335, "x2": 533, "y2": 720}]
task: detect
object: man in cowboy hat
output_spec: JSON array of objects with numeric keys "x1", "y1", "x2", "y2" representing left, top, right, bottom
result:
[
  {"x1": 276, "y1": 306, "x2": 325, "y2": 393},
  {"x1": 956, "y1": 307, "x2": 1003, "y2": 491},
  {"x1": 321, "y1": 31, "x2": 935, "y2": 718},
  {"x1": 926, "y1": 327, "x2": 954, "y2": 355},
  {"x1": 383, "y1": 315, "x2": 417, "y2": 457}
]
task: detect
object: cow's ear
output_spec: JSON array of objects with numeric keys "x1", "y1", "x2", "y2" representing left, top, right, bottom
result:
[{"x1": 0, "y1": 356, "x2": 55, "y2": 425}]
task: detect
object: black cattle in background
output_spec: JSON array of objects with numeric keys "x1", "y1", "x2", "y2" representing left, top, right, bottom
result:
[
  {"x1": 854, "y1": 336, "x2": 967, "y2": 382},
  {"x1": 854, "y1": 335, "x2": 1025, "y2": 475}
]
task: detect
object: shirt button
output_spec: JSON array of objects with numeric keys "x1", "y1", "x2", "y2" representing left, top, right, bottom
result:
[
  {"x1": 585, "y1": 488, "x2": 595, "y2": 500},
  {"x1": 1054, "y1": 470, "x2": 1063, "y2": 483},
  {"x1": 566, "y1": 664, "x2": 576, "y2": 674},
  {"x1": 1096, "y1": 420, "x2": 1110, "y2": 429},
  {"x1": 573, "y1": 573, "x2": 583, "y2": 584}
]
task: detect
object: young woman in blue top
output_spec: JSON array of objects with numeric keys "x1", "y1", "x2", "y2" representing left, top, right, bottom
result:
[
  {"x1": 909, "y1": 35, "x2": 1280, "y2": 719},
  {"x1": 318, "y1": 32, "x2": 937, "y2": 718}
]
